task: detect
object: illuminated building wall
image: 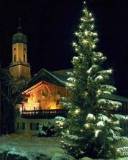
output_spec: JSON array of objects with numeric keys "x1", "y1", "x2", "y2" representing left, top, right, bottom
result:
[{"x1": 22, "y1": 81, "x2": 67, "y2": 111}]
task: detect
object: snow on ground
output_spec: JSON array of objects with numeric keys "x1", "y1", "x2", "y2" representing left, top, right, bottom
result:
[{"x1": 0, "y1": 133, "x2": 65, "y2": 158}]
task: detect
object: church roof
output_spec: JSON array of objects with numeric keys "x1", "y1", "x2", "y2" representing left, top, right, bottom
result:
[
  {"x1": 25, "y1": 68, "x2": 69, "y2": 90},
  {"x1": 12, "y1": 32, "x2": 27, "y2": 44}
]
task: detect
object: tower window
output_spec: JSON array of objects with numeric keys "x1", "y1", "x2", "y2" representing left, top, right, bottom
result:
[
  {"x1": 24, "y1": 54, "x2": 25, "y2": 62},
  {"x1": 14, "y1": 54, "x2": 16, "y2": 62}
]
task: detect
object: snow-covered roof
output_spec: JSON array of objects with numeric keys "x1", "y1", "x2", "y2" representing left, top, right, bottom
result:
[
  {"x1": 104, "y1": 94, "x2": 128, "y2": 103},
  {"x1": 24, "y1": 68, "x2": 69, "y2": 90}
]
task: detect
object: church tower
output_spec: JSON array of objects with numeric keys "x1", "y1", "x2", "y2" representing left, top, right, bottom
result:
[{"x1": 9, "y1": 21, "x2": 31, "y2": 81}]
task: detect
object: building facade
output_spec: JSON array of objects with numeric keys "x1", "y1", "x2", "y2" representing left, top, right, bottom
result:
[
  {"x1": 7, "y1": 25, "x2": 68, "y2": 134},
  {"x1": 16, "y1": 69, "x2": 68, "y2": 134}
]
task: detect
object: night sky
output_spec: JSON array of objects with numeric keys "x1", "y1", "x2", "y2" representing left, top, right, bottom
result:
[{"x1": 0, "y1": 0, "x2": 128, "y2": 96}]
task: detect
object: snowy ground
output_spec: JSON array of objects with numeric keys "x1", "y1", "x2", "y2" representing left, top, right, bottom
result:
[{"x1": 0, "y1": 133, "x2": 65, "y2": 159}]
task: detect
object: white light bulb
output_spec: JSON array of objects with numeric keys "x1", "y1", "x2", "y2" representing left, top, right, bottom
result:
[
  {"x1": 84, "y1": 123, "x2": 90, "y2": 129},
  {"x1": 72, "y1": 42, "x2": 76, "y2": 46},
  {"x1": 89, "y1": 13, "x2": 92, "y2": 16},
  {"x1": 91, "y1": 18, "x2": 94, "y2": 21},
  {"x1": 91, "y1": 25, "x2": 94, "y2": 29},
  {"x1": 92, "y1": 44, "x2": 96, "y2": 48},
  {"x1": 74, "y1": 108, "x2": 80, "y2": 114},
  {"x1": 75, "y1": 48, "x2": 78, "y2": 51},
  {"x1": 81, "y1": 18, "x2": 84, "y2": 21},
  {"x1": 82, "y1": 40, "x2": 88, "y2": 44},
  {"x1": 79, "y1": 25, "x2": 82, "y2": 29},
  {"x1": 75, "y1": 32, "x2": 78, "y2": 36},
  {"x1": 67, "y1": 130, "x2": 69, "y2": 134},
  {"x1": 84, "y1": 31, "x2": 88, "y2": 36},
  {"x1": 93, "y1": 32, "x2": 98, "y2": 36}
]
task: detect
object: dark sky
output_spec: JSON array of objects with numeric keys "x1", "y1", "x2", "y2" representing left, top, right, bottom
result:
[{"x1": 0, "y1": 0, "x2": 128, "y2": 96}]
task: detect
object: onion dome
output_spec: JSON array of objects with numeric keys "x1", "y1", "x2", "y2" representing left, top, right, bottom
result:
[
  {"x1": 12, "y1": 18, "x2": 27, "y2": 44},
  {"x1": 12, "y1": 32, "x2": 27, "y2": 44}
]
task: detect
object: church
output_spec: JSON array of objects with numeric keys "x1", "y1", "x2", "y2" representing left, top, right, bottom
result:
[{"x1": 8, "y1": 24, "x2": 69, "y2": 134}]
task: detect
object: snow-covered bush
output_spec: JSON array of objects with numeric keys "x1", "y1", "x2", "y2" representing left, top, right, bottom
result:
[
  {"x1": 38, "y1": 124, "x2": 55, "y2": 137},
  {"x1": 51, "y1": 153, "x2": 75, "y2": 160},
  {"x1": 54, "y1": 116, "x2": 66, "y2": 136}
]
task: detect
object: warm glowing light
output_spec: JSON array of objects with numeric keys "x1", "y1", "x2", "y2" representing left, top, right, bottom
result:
[
  {"x1": 23, "y1": 96, "x2": 39, "y2": 111},
  {"x1": 21, "y1": 81, "x2": 67, "y2": 111},
  {"x1": 49, "y1": 102, "x2": 59, "y2": 110}
]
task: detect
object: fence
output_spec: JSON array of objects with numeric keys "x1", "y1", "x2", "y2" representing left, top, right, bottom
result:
[{"x1": 21, "y1": 109, "x2": 67, "y2": 119}]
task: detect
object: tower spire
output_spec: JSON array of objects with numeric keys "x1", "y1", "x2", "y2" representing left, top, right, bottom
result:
[{"x1": 17, "y1": 17, "x2": 22, "y2": 32}]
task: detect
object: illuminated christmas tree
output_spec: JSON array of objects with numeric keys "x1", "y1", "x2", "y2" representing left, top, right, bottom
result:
[{"x1": 61, "y1": 1, "x2": 123, "y2": 159}]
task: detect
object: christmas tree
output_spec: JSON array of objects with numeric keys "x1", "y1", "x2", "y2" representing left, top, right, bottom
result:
[{"x1": 61, "y1": 1, "x2": 123, "y2": 159}]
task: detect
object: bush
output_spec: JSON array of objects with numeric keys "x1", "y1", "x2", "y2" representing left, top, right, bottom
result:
[
  {"x1": 51, "y1": 153, "x2": 75, "y2": 160},
  {"x1": 38, "y1": 125, "x2": 56, "y2": 137}
]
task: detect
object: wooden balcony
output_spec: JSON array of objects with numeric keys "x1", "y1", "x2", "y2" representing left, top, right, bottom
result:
[{"x1": 21, "y1": 109, "x2": 67, "y2": 119}]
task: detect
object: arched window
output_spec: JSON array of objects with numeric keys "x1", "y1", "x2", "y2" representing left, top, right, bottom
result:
[
  {"x1": 14, "y1": 54, "x2": 16, "y2": 62},
  {"x1": 24, "y1": 54, "x2": 25, "y2": 62}
]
